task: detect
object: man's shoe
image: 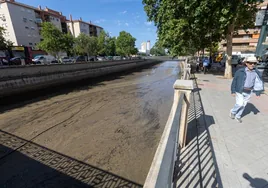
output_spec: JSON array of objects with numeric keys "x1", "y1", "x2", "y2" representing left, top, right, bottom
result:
[
  {"x1": 229, "y1": 112, "x2": 235, "y2": 119},
  {"x1": 235, "y1": 117, "x2": 242, "y2": 123}
]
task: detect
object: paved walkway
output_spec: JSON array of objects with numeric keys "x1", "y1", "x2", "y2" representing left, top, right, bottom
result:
[{"x1": 195, "y1": 73, "x2": 268, "y2": 187}]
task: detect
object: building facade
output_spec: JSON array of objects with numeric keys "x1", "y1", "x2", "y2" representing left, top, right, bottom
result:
[
  {"x1": 219, "y1": 0, "x2": 268, "y2": 53},
  {"x1": 66, "y1": 15, "x2": 103, "y2": 38},
  {"x1": 139, "y1": 41, "x2": 151, "y2": 55},
  {"x1": 0, "y1": 0, "x2": 103, "y2": 48}
]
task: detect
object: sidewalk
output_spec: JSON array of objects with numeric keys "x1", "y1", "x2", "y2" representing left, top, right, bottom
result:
[{"x1": 195, "y1": 73, "x2": 268, "y2": 187}]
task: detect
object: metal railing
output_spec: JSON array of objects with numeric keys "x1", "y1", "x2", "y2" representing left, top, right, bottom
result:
[{"x1": 144, "y1": 58, "x2": 193, "y2": 188}]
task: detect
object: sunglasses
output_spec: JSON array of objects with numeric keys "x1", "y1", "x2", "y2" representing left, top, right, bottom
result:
[{"x1": 246, "y1": 62, "x2": 257, "y2": 65}]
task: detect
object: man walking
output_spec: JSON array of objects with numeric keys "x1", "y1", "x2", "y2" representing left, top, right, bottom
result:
[{"x1": 230, "y1": 56, "x2": 264, "y2": 123}]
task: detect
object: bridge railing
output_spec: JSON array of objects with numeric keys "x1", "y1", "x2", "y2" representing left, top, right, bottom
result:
[{"x1": 144, "y1": 58, "x2": 193, "y2": 188}]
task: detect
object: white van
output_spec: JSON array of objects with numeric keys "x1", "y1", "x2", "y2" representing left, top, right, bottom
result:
[{"x1": 32, "y1": 55, "x2": 57, "y2": 64}]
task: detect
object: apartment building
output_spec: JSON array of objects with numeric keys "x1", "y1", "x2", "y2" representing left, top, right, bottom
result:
[
  {"x1": 0, "y1": 0, "x2": 41, "y2": 47},
  {"x1": 66, "y1": 15, "x2": 103, "y2": 38},
  {"x1": 0, "y1": 0, "x2": 68, "y2": 48},
  {"x1": 219, "y1": 0, "x2": 268, "y2": 53},
  {"x1": 0, "y1": 0, "x2": 103, "y2": 49}
]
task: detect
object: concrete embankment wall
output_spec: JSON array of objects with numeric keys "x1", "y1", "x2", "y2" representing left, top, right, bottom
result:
[{"x1": 0, "y1": 59, "x2": 159, "y2": 97}]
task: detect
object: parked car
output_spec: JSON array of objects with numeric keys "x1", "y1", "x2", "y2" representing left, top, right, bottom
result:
[
  {"x1": 61, "y1": 56, "x2": 73, "y2": 63},
  {"x1": 231, "y1": 55, "x2": 240, "y2": 65},
  {"x1": 97, "y1": 56, "x2": 105, "y2": 61},
  {"x1": 32, "y1": 55, "x2": 57, "y2": 64},
  {"x1": 74, "y1": 56, "x2": 86, "y2": 63},
  {"x1": 9, "y1": 57, "x2": 32, "y2": 65},
  {"x1": 9, "y1": 57, "x2": 22, "y2": 65}
]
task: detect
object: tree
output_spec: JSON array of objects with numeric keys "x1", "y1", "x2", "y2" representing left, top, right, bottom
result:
[
  {"x1": 106, "y1": 37, "x2": 116, "y2": 56},
  {"x1": 37, "y1": 22, "x2": 64, "y2": 59},
  {"x1": 220, "y1": 1, "x2": 260, "y2": 78},
  {"x1": 74, "y1": 33, "x2": 89, "y2": 56},
  {"x1": 97, "y1": 30, "x2": 107, "y2": 56},
  {"x1": 116, "y1": 31, "x2": 136, "y2": 56},
  {"x1": 75, "y1": 33, "x2": 98, "y2": 60},
  {"x1": 131, "y1": 47, "x2": 139, "y2": 55},
  {"x1": 87, "y1": 36, "x2": 98, "y2": 56},
  {"x1": 0, "y1": 26, "x2": 13, "y2": 50},
  {"x1": 143, "y1": 0, "x2": 261, "y2": 78},
  {"x1": 62, "y1": 33, "x2": 75, "y2": 56},
  {"x1": 150, "y1": 42, "x2": 166, "y2": 56}
]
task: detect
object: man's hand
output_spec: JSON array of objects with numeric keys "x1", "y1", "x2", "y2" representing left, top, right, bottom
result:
[
  {"x1": 231, "y1": 93, "x2": 236, "y2": 97},
  {"x1": 256, "y1": 95, "x2": 261, "y2": 99}
]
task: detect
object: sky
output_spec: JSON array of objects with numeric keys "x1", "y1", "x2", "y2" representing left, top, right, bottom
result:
[{"x1": 18, "y1": 0, "x2": 157, "y2": 49}]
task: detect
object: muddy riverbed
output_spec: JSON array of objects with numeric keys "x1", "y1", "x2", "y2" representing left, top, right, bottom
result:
[{"x1": 0, "y1": 61, "x2": 180, "y2": 185}]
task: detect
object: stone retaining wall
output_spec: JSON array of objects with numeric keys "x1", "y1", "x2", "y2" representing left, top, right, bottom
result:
[{"x1": 0, "y1": 59, "x2": 158, "y2": 97}]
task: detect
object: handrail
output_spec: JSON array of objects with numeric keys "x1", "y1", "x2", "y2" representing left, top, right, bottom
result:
[
  {"x1": 144, "y1": 58, "x2": 194, "y2": 188},
  {"x1": 143, "y1": 92, "x2": 184, "y2": 188}
]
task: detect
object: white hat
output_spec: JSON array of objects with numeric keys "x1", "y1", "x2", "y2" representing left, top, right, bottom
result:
[{"x1": 243, "y1": 56, "x2": 258, "y2": 63}]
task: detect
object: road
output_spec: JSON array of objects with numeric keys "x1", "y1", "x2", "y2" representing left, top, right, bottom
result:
[{"x1": 0, "y1": 61, "x2": 181, "y2": 186}]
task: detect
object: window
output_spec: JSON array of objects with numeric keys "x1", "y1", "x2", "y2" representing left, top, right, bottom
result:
[
  {"x1": 31, "y1": 27, "x2": 35, "y2": 30},
  {"x1": 23, "y1": 17, "x2": 27, "y2": 22},
  {"x1": 56, "y1": 18, "x2": 59, "y2": 22},
  {"x1": 29, "y1": 43, "x2": 33, "y2": 45},
  {"x1": 2, "y1": 23, "x2": 7, "y2": 27},
  {"x1": 29, "y1": 19, "x2": 33, "y2": 22},
  {"x1": 0, "y1": 4, "x2": 2, "y2": 8},
  {"x1": 25, "y1": 26, "x2": 29, "y2": 29}
]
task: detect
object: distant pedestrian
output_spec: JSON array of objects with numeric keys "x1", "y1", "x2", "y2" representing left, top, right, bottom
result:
[
  {"x1": 230, "y1": 56, "x2": 264, "y2": 123},
  {"x1": 203, "y1": 57, "x2": 209, "y2": 74}
]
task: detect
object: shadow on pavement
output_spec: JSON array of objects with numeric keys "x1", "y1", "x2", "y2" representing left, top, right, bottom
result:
[
  {"x1": 0, "y1": 130, "x2": 142, "y2": 188},
  {"x1": 241, "y1": 103, "x2": 260, "y2": 118},
  {"x1": 243, "y1": 173, "x2": 268, "y2": 188},
  {"x1": 173, "y1": 75, "x2": 223, "y2": 188}
]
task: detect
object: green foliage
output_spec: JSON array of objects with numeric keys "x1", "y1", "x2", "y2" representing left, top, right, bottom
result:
[
  {"x1": 106, "y1": 37, "x2": 116, "y2": 56},
  {"x1": 37, "y1": 22, "x2": 63, "y2": 57},
  {"x1": 97, "y1": 31, "x2": 107, "y2": 55},
  {"x1": 0, "y1": 26, "x2": 13, "y2": 50},
  {"x1": 207, "y1": 42, "x2": 219, "y2": 56},
  {"x1": 75, "y1": 33, "x2": 98, "y2": 57},
  {"x1": 75, "y1": 33, "x2": 90, "y2": 55},
  {"x1": 150, "y1": 42, "x2": 166, "y2": 56},
  {"x1": 131, "y1": 47, "x2": 139, "y2": 55},
  {"x1": 142, "y1": 0, "x2": 261, "y2": 56},
  {"x1": 37, "y1": 22, "x2": 73, "y2": 58},
  {"x1": 87, "y1": 36, "x2": 98, "y2": 56},
  {"x1": 62, "y1": 33, "x2": 75, "y2": 56},
  {"x1": 116, "y1": 31, "x2": 137, "y2": 56}
]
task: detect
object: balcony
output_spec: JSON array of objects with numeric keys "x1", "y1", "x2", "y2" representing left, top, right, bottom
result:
[
  {"x1": 233, "y1": 38, "x2": 258, "y2": 43},
  {"x1": 221, "y1": 38, "x2": 259, "y2": 45},
  {"x1": 219, "y1": 45, "x2": 256, "y2": 52},
  {"x1": 35, "y1": 18, "x2": 42, "y2": 27}
]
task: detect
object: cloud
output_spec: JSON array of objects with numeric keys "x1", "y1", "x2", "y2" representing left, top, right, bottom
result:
[
  {"x1": 94, "y1": 19, "x2": 106, "y2": 24},
  {"x1": 116, "y1": 20, "x2": 122, "y2": 26},
  {"x1": 119, "y1": 10, "x2": 127, "y2": 15},
  {"x1": 125, "y1": 23, "x2": 129, "y2": 26},
  {"x1": 145, "y1": 21, "x2": 153, "y2": 26}
]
